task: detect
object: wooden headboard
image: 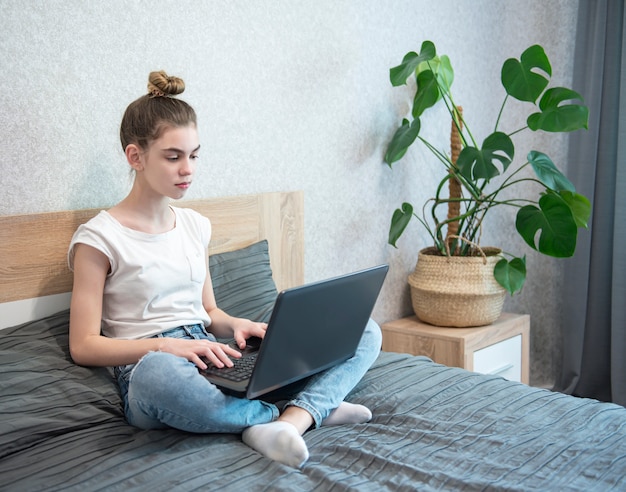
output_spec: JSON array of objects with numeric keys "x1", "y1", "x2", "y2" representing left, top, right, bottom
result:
[{"x1": 0, "y1": 191, "x2": 304, "y2": 325}]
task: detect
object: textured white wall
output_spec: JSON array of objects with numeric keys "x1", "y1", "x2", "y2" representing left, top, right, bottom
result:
[{"x1": 0, "y1": 0, "x2": 579, "y2": 385}]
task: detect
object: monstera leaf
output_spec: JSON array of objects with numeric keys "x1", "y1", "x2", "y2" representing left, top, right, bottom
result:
[
  {"x1": 515, "y1": 193, "x2": 578, "y2": 257},
  {"x1": 456, "y1": 132, "x2": 514, "y2": 181},
  {"x1": 384, "y1": 119, "x2": 421, "y2": 165},
  {"x1": 527, "y1": 87, "x2": 589, "y2": 132},
  {"x1": 528, "y1": 151, "x2": 575, "y2": 191},
  {"x1": 390, "y1": 41, "x2": 436, "y2": 86},
  {"x1": 388, "y1": 202, "x2": 414, "y2": 247},
  {"x1": 412, "y1": 70, "x2": 443, "y2": 118},
  {"x1": 501, "y1": 45, "x2": 551, "y2": 103},
  {"x1": 559, "y1": 191, "x2": 591, "y2": 228},
  {"x1": 494, "y1": 256, "x2": 527, "y2": 295}
]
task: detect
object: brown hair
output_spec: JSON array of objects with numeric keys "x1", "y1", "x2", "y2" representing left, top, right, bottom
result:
[{"x1": 120, "y1": 71, "x2": 197, "y2": 151}]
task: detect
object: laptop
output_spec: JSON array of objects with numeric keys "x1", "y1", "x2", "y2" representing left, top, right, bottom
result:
[{"x1": 200, "y1": 264, "x2": 388, "y2": 399}]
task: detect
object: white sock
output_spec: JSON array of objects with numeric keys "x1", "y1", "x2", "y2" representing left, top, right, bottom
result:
[
  {"x1": 242, "y1": 421, "x2": 309, "y2": 468},
  {"x1": 321, "y1": 402, "x2": 372, "y2": 426}
]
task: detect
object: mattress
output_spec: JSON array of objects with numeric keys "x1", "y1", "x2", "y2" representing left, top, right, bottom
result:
[{"x1": 1, "y1": 310, "x2": 625, "y2": 491}]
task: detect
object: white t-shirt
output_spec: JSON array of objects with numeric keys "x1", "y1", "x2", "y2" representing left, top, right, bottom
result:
[{"x1": 68, "y1": 207, "x2": 212, "y2": 339}]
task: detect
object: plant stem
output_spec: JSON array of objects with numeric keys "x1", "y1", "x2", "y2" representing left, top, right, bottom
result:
[
  {"x1": 494, "y1": 94, "x2": 508, "y2": 132},
  {"x1": 508, "y1": 126, "x2": 529, "y2": 138}
]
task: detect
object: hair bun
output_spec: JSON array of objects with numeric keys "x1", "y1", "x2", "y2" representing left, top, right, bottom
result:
[{"x1": 147, "y1": 70, "x2": 185, "y2": 97}]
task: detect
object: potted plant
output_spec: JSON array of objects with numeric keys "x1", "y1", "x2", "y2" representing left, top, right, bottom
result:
[{"x1": 385, "y1": 41, "x2": 591, "y2": 327}]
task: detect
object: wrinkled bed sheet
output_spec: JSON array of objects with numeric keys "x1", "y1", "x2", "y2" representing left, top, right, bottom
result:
[{"x1": 1, "y1": 311, "x2": 625, "y2": 491}]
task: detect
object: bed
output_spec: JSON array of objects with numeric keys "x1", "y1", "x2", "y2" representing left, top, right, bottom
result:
[{"x1": 1, "y1": 190, "x2": 625, "y2": 491}]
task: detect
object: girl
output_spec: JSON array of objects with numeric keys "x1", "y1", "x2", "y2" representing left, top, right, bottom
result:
[{"x1": 68, "y1": 71, "x2": 382, "y2": 468}]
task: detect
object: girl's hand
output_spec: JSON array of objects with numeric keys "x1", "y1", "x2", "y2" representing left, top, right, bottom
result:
[
  {"x1": 231, "y1": 318, "x2": 268, "y2": 350},
  {"x1": 160, "y1": 337, "x2": 242, "y2": 370}
]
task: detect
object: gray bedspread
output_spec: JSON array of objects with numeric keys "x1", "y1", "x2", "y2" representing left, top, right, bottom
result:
[{"x1": 1, "y1": 310, "x2": 625, "y2": 491}]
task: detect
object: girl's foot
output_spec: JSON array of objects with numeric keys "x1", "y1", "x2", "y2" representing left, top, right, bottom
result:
[
  {"x1": 322, "y1": 402, "x2": 372, "y2": 426},
  {"x1": 242, "y1": 421, "x2": 309, "y2": 468}
]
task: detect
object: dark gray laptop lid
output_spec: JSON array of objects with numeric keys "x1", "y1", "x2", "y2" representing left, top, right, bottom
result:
[{"x1": 246, "y1": 264, "x2": 388, "y2": 399}]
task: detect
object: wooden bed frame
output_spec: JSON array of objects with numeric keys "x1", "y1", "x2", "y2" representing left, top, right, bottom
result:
[{"x1": 0, "y1": 191, "x2": 304, "y2": 327}]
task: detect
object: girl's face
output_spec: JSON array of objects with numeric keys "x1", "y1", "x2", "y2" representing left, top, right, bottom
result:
[{"x1": 135, "y1": 124, "x2": 200, "y2": 200}]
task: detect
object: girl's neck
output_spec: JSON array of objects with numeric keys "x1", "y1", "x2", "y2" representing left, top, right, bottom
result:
[{"x1": 109, "y1": 188, "x2": 176, "y2": 234}]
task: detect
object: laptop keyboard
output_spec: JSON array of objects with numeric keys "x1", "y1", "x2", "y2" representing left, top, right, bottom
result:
[{"x1": 201, "y1": 353, "x2": 258, "y2": 382}]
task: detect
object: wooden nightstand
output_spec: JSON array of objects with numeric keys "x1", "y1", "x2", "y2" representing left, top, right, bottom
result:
[{"x1": 382, "y1": 313, "x2": 530, "y2": 384}]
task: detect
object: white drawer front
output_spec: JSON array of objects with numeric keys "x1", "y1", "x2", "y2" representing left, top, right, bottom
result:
[{"x1": 473, "y1": 335, "x2": 522, "y2": 382}]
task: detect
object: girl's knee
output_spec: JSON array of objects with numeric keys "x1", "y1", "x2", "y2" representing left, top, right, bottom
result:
[
  {"x1": 364, "y1": 318, "x2": 383, "y2": 348},
  {"x1": 135, "y1": 350, "x2": 185, "y2": 375},
  {"x1": 130, "y1": 351, "x2": 193, "y2": 397}
]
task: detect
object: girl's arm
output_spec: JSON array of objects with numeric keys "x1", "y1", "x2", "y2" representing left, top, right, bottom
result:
[{"x1": 69, "y1": 243, "x2": 240, "y2": 370}]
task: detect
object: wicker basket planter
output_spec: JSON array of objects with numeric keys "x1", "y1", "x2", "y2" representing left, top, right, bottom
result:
[{"x1": 408, "y1": 247, "x2": 506, "y2": 327}]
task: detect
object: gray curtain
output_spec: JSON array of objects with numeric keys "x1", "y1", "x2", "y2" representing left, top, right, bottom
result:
[{"x1": 556, "y1": 0, "x2": 626, "y2": 405}]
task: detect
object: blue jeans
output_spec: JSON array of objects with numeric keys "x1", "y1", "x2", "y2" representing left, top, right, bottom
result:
[{"x1": 114, "y1": 319, "x2": 382, "y2": 432}]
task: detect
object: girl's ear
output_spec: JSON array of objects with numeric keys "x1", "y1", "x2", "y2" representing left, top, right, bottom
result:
[{"x1": 125, "y1": 144, "x2": 144, "y2": 171}]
